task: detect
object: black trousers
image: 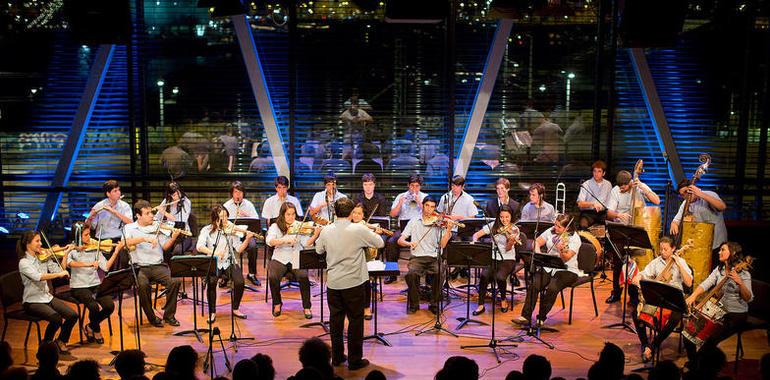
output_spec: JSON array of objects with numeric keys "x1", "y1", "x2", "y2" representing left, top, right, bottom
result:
[
  {"x1": 267, "y1": 260, "x2": 311, "y2": 309},
  {"x1": 684, "y1": 312, "x2": 748, "y2": 362},
  {"x1": 206, "y1": 264, "x2": 245, "y2": 314},
  {"x1": 327, "y1": 283, "x2": 366, "y2": 364},
  {"x1": 477, "y1": 259, "x2": 515, "y2": 306},
  {"x1": 521, "y1": 270, "x2": 578, "y2": 322},
  {"x1": 385, "y1": 230, "x2": 402, "y2": 263},
  {"x1": 136, "y1": 264, "x2": 180, "y2": 321},
  {"x1": 23, "y1": 298, "x2": 78, "y2": 343},
  {"x1": 70, "y1": 286, "x2": 115, "y2": 333},
  {"x1": 245, "y1": 240, "x2": 258, "y2": 275},
  {"x1": 405, "y1": 256, "x2": 444, "y2": 308}
]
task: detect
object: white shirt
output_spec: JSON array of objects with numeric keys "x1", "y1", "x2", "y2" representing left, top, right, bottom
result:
[
  {"x1": 437, "y1": 191, "x2": 478, "y2": 218},
  {"x1": 520, "y1": 201, "x2": 556, "y2": 223},
  {"x1": 640, "y1": 255, "x2": 692, "y2": 291},
  {"x1": 309, "y1": 190, "x2": 347, "y2": 222},
  {"x1": 223, "y1": 198, "x2": 259, "y2": 219},
  {"x1": 266, "y1": 222, "x2": 313, "y2": 266},
  {"x1": 607, "y1": 186, "x2": 646, "y2": 224},
  {"x1": 90, "y1": 198, "x2": 132, "y2": 238},
  {"x1": 392, "y1": 191, "x2": 428, "y2": 221},
  {"x1": 538, "y1": 228, "x2": 583, "y2": 276},
  {"x1": 261, "y1": 194, "x2": 303, "y2": 221},
  {"x1": 673, "y1": 190, "x2": 727, "y2": 250},
  {"x1": 401, "y1": 218, "x2": 446, "y2": 258},
  {"x1": 124, "y1": 222, "x2": 169, "y2": 266},
  {"x1": 19, "y1": 254, "x2": 64, "y2": 303},
  {"x1": 481, "y1": 223, "x2": 516, "y2": 261},
  {"x1": 154, "y1": 198, "x2": 192, "y2": 231},
  {"x1": 196, "y1": 224, "x2": 243, "y2": 270},
  {"x1": 577, "y1": 178, "x2": 612, "y2": 210},
  {"x1": 67, "y1": 249, "x2": 110, "y2": 289}
]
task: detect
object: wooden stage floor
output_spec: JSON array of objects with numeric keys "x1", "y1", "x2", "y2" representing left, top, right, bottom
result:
[{"x1": 4, "y1": 263, "x2": 768, "y2": 379}]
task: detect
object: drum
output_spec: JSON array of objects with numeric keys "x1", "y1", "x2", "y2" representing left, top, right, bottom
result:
[
  {"x1": 680, "y1": 221, "x2": 714, "y2": 286},
  {"x1": 587, "y1": 224, "x2": 606, "y2": 239},
  {"x1": 577, "y1": 230, "x2": 603, "y2": 267},
  {"x1": 631, "y1": 206, "x2": 661, "y2": 271},
  {"x1": 683, "y1": 298, "x2": 726, "y2": 349}
]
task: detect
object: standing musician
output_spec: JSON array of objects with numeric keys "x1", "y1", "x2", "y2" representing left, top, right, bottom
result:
[
  {"x1": 315, "y1": 198, "x2": 384, "y2": 371},
  {"x1": 519, "y1": 183, "x2": 556, "y2": 223},
  {"x1": 261, "y1": 176, "x2": 304, "y2": 225},
  {"x1": 684, "y1": 241, "x2": 753, "y2": 364},
  {"x1": 513, "y1": 213, "x2": 582, "y2": 328},
  {"x1": 17, "y1": 231, "x2": 78, "y2": 354},
  {"x1": 155, "y1": 182, "x2": 193, "y2": 258},
  {"x1": 122, "y1": 200, "x2": 182, "y2": 327},
  {"x1": 352, "y1": 173, "x2": 389, "y2": 219},
  {"x1": 266, "y1": 202, "x2": 321, "y2": 319},
  {"x1": 605, "y1": 170, "x2": 661, "y2": 303},
  {"x1": 399, "y1": 197, "x2": 454, "y2": 315},
  {"x1": 64, "y1": 223, "x2": 119, "y2": 344},
  {"x1": 223, "y1": 180, "x2": 262, "y2": 287},
  {"x1": 437, "y1": 175, "x2": 479, "y2": 229},
  {"x1": 384, "y1": 174, "x2": 427, "y2": 284},
  {"x1": 485, "y1": 177, "x2": 520, "y2": 219},
  {"x1": 471, "y1": 205, "x2": 519, "y2": 315},
  {"x1": 629, "y1": 236, "x2": 692, "y2": 363},
  {"x1": 197, "y1": 205, "x2": 260, "y2": 323},
  {"x1": 309, "y1": 172, "x2": 347, "y2": 224},
  {"x1": 670, "y1": 180, "x2": 727, "y2": 254},
  {"x1": 576, "y1": 160, "x2": 612, "y2": 229},
  {"x1": 86, "y1": 180, "x2": 133, "y2": 241}
]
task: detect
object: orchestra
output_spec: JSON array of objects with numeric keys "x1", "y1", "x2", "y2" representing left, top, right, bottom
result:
[{"x1": 14, "y1": 161, "x2": 755, "y2": 368}]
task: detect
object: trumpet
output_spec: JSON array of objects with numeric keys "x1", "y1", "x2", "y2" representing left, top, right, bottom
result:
[{"x1": 404, "y1": 192, "x2": 419, "y2": 207}]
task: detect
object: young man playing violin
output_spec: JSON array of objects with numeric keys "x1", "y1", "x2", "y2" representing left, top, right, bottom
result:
[
  {"x1": 121, "y1": 200, "x2": 182, "y2": 327},
  {"x1": 398, "y1": 196, "x2": 453, "y2": 315}
]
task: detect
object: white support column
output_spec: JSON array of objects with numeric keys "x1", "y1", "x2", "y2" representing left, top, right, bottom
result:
[
  {"x1": 628, "y1": 48, "x2": 685, "y2": 184},
  {"x1": 232, "y1": 15, "x2": 290, "y2": 179},
  {"x1": 454, "y1": 19, "x2": 514, "y2": 178}
]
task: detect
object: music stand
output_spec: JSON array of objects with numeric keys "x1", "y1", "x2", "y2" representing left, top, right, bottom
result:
[
  {"x1": 300, "y1": 249, "x2": 329, "y2": 334},
  {"x1": 230, "y1": 218, "x2": 261, "y2": 292},
  {"x1": 632, "y1": 279, "x2": 687, "y2": 372},
  {"x1": 364, "y1": 261, "x2": 400, "y2": 346},
  {"x1": 369, "y1": 216, "x2": 391, "y2": 230},
  {"x1": 97, "y1": 268, "x2": 137, "y2": 366},
  {"x1": 446, "y1": 242, "x2": 491, "y2": 330},
  {"x1": 516, "y1": 222, "x2": 554, "y2": 242},
  {"x1": 455, "y1": 218, "x2": 494, "y2": 240},
  {"x1": 170, "y1": 255, "x2": 214, "y2": 343},
  {"x1": 602, "y1": 222, "x2": 652, "y2": 334}
]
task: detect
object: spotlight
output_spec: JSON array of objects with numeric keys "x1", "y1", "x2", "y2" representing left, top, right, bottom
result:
[
  {"x1": 16, "y1": 212, "x2": 29, "y2": 220},
  {"x1": 157, "y1": 79, "x2": 165, "y2": 87},
  {"x1": 567, "y1": 72, "x2": 575, "y2": 79},
  {"x1": 0, "y1": 227, "x2": 8, "y2": 234}
]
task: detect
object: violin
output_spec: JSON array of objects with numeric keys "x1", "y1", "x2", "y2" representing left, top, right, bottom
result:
[
  {"x1": 423, "y1": 212, "x2": 466, "y2": 228},
  {"x1": 78, "y1": 239, "x2": 119, "y2": 253},
  {"x1": 357, "y1": 220, "x2": 394, "y2": 236},
  {"x1": 223, "y1": 222, "x2": 265, "y2": 241},
  {"x1": 37, "y1": 244, "x2": 73, "y2": 262},
  {"x1": 287, "y1": 221, "x2": 319, "y2": 236},
  {"x1": 497, "y1": 223, "x2": 522, "y2": 245}
]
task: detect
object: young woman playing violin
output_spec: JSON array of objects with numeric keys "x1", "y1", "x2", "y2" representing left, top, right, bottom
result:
[
  {"x1": 196, "y1": 205, "x2": 260, "y2": 323},
  {"x1": 471, "y1": 205, "x2": 520, "y2": 315},
  {"x1": 350, "y1": 203, "x2": 389, "y2": 320},
  {"x1": 266, "y1": 202, "x2": 321, "y2": 318},
  {"x1": 17, "y1": 231, "x2": 78, "y2": 354},
  {"x1": 683, "y1": 241, "x2": 753, "y2": 365},
  {"x1": 63, "y1": 223, "x2": 120, "y2": 344}
]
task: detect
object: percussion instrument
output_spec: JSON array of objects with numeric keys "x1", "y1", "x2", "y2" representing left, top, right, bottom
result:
[
  {"x1": 587, "y1": 224, "x2": 606, "y2": 239},
  {"x1": 577, "y1": 230, "x2": 603, "y2": 267}
]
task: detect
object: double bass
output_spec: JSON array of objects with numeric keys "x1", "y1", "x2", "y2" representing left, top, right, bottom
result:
[
  {"x1": 629, "y1": 159, "x2": 662, "y2": 272},
  {"x1": 678, "y1": 154, "x2": 714, "y2": 286}
]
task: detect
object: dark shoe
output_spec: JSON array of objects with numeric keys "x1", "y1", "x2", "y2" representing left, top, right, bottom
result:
[
  {"x1": 233, "y1": 310, "x2": 247, "y2": 319},
  {"x1": 500, "y1": 301, "x2": 509, "y2": 313},
  {"x1": 272, "y1": 304, "x2": 282, "y2": 317},
  {"x1": 407, "y1": 306, "x2": 418, "y2": 314},
  {"x1": 348, "y1": 358, "x2": 370, "y2": 371},
  {"x1": 150, "y1": 318, "x2": 164, "y2": 327},
  {"x1": 364, "y1": 313, "x2": 373, "y2": 320},
  {"x1": 218, "y1": 278, "x2": 228, "y2": 288},
  {"x1": 332, "y1": 355, "x2": 347, "y2": 366},
  {"x1": 84, "y1": 325, "x2": 96, "y2": 343},
  {"x1": 94, "y1": 332, "x2": 105, "y2": 345},
  {"x1": 164, "y1": 317, "x2": 180, "y2": 327},
  {"x1": 428, "y1": 305, "x2": 438, "y2": 315},
  {"x1": 642, "y1": 346, "x2": 652, "y2": 363},
  {"x1": 247, "y1": 274, "x2": 261, "y2": 286},
  {"x1": 472, "y1": 306, "x2": 486, "y2": 316},
  {"x1": 512, "y1": 316, "x2": 530, "y2": 326},
  {"x1": 304, "y1": 309, "x2": 313, "y2": 319},
  {"x1": 605, "y1": 292, "x2": 621, "y2": 304},
  {"x1": 384, "y1": 276, "x2": 397, "y2": 284},
  {"x1": 55, "y1": 339, "x2": 69, "y2": 354}
]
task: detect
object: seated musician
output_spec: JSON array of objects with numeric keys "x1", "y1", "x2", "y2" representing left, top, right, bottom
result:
[
  {"x1": 385, "y1": 174, "x2": 428, "y2": 284},
  {"x1": 223, "y1": 180, "x2": 261, "y2": 287},
  {"x1": 437, "y1": 175, "x2": 479, "y2": 228},
  {"x1": 630, "y1": 236, "x2": 692, "y2": 363},
  {"x1": 684, "y1": 241, "x2": 753, "y2": 365},
  {"x1": 605, "y1": 170, "x2": 660, "y2": 304},
  {"x1": 471, "y1": 205, "x2": 518, "y2": 315},
  {"x1": 350, "y1": 203, "x2": 387, "y2": 320},
  {"x1": 261, "y1": 175, "x2": 304, "y2": 225},
  {"x1": 17, "y1": 231, "x2": 78, "y2": 354},
  {"x1": 197, "y1": 205, "x2": 260, "y2": 323},
  {"x1": 63, "y1": 223, "x2": 120, "y2": 344},
  {"x1": 485, "y1": 177, "x2": 520, "y2": 219},
  {"x1": 266, "y1": 202, "x2": 321, "y2": 319},
  {"x1": 155, "y1": 181, "x2": 194, "y2": 258},
  {"x1": 398, "y1": 197, "x2": 453, "y2": 315},
  {"x1": 576, "y1": 160, "x2": 612, "y2": 229},
  {"x1": 513, "y1": 213, "x2": 582, "y2": 328},
  {"x1": 519, "y1": 183, "x2": 556, "y2": 223},
  {"x1": 352, "y1": 173, "x2": 389, "y2": 220},
  {"x1": 123, "y1": 200, "x2": 182, "y2": 327},
  {"x1": 309, "y1": 172, "x2": 348, "y2": 224}
]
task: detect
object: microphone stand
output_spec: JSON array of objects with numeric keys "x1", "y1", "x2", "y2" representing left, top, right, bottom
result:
[
  {"x1": 460, "y1": 208, "x2": 518, "y2": 363},
  {"x1": 416, "y1": 220, "x2": 458, "y2": 338},
  {"x1": 232, "y1": 202, "x2": 258, "y2": 293},
  {"x1": 222, "y1": 225, "x2": 254, "y2": 350},
  {"x1": 118, "y1": 223, "x2": 144, "y2": 351},
  {"x1": 578, "y1": 181, "x2": 611, "y2": 281},
  {"x1": 202, "y1": 225, "x2": 231, "y2": 377}
]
